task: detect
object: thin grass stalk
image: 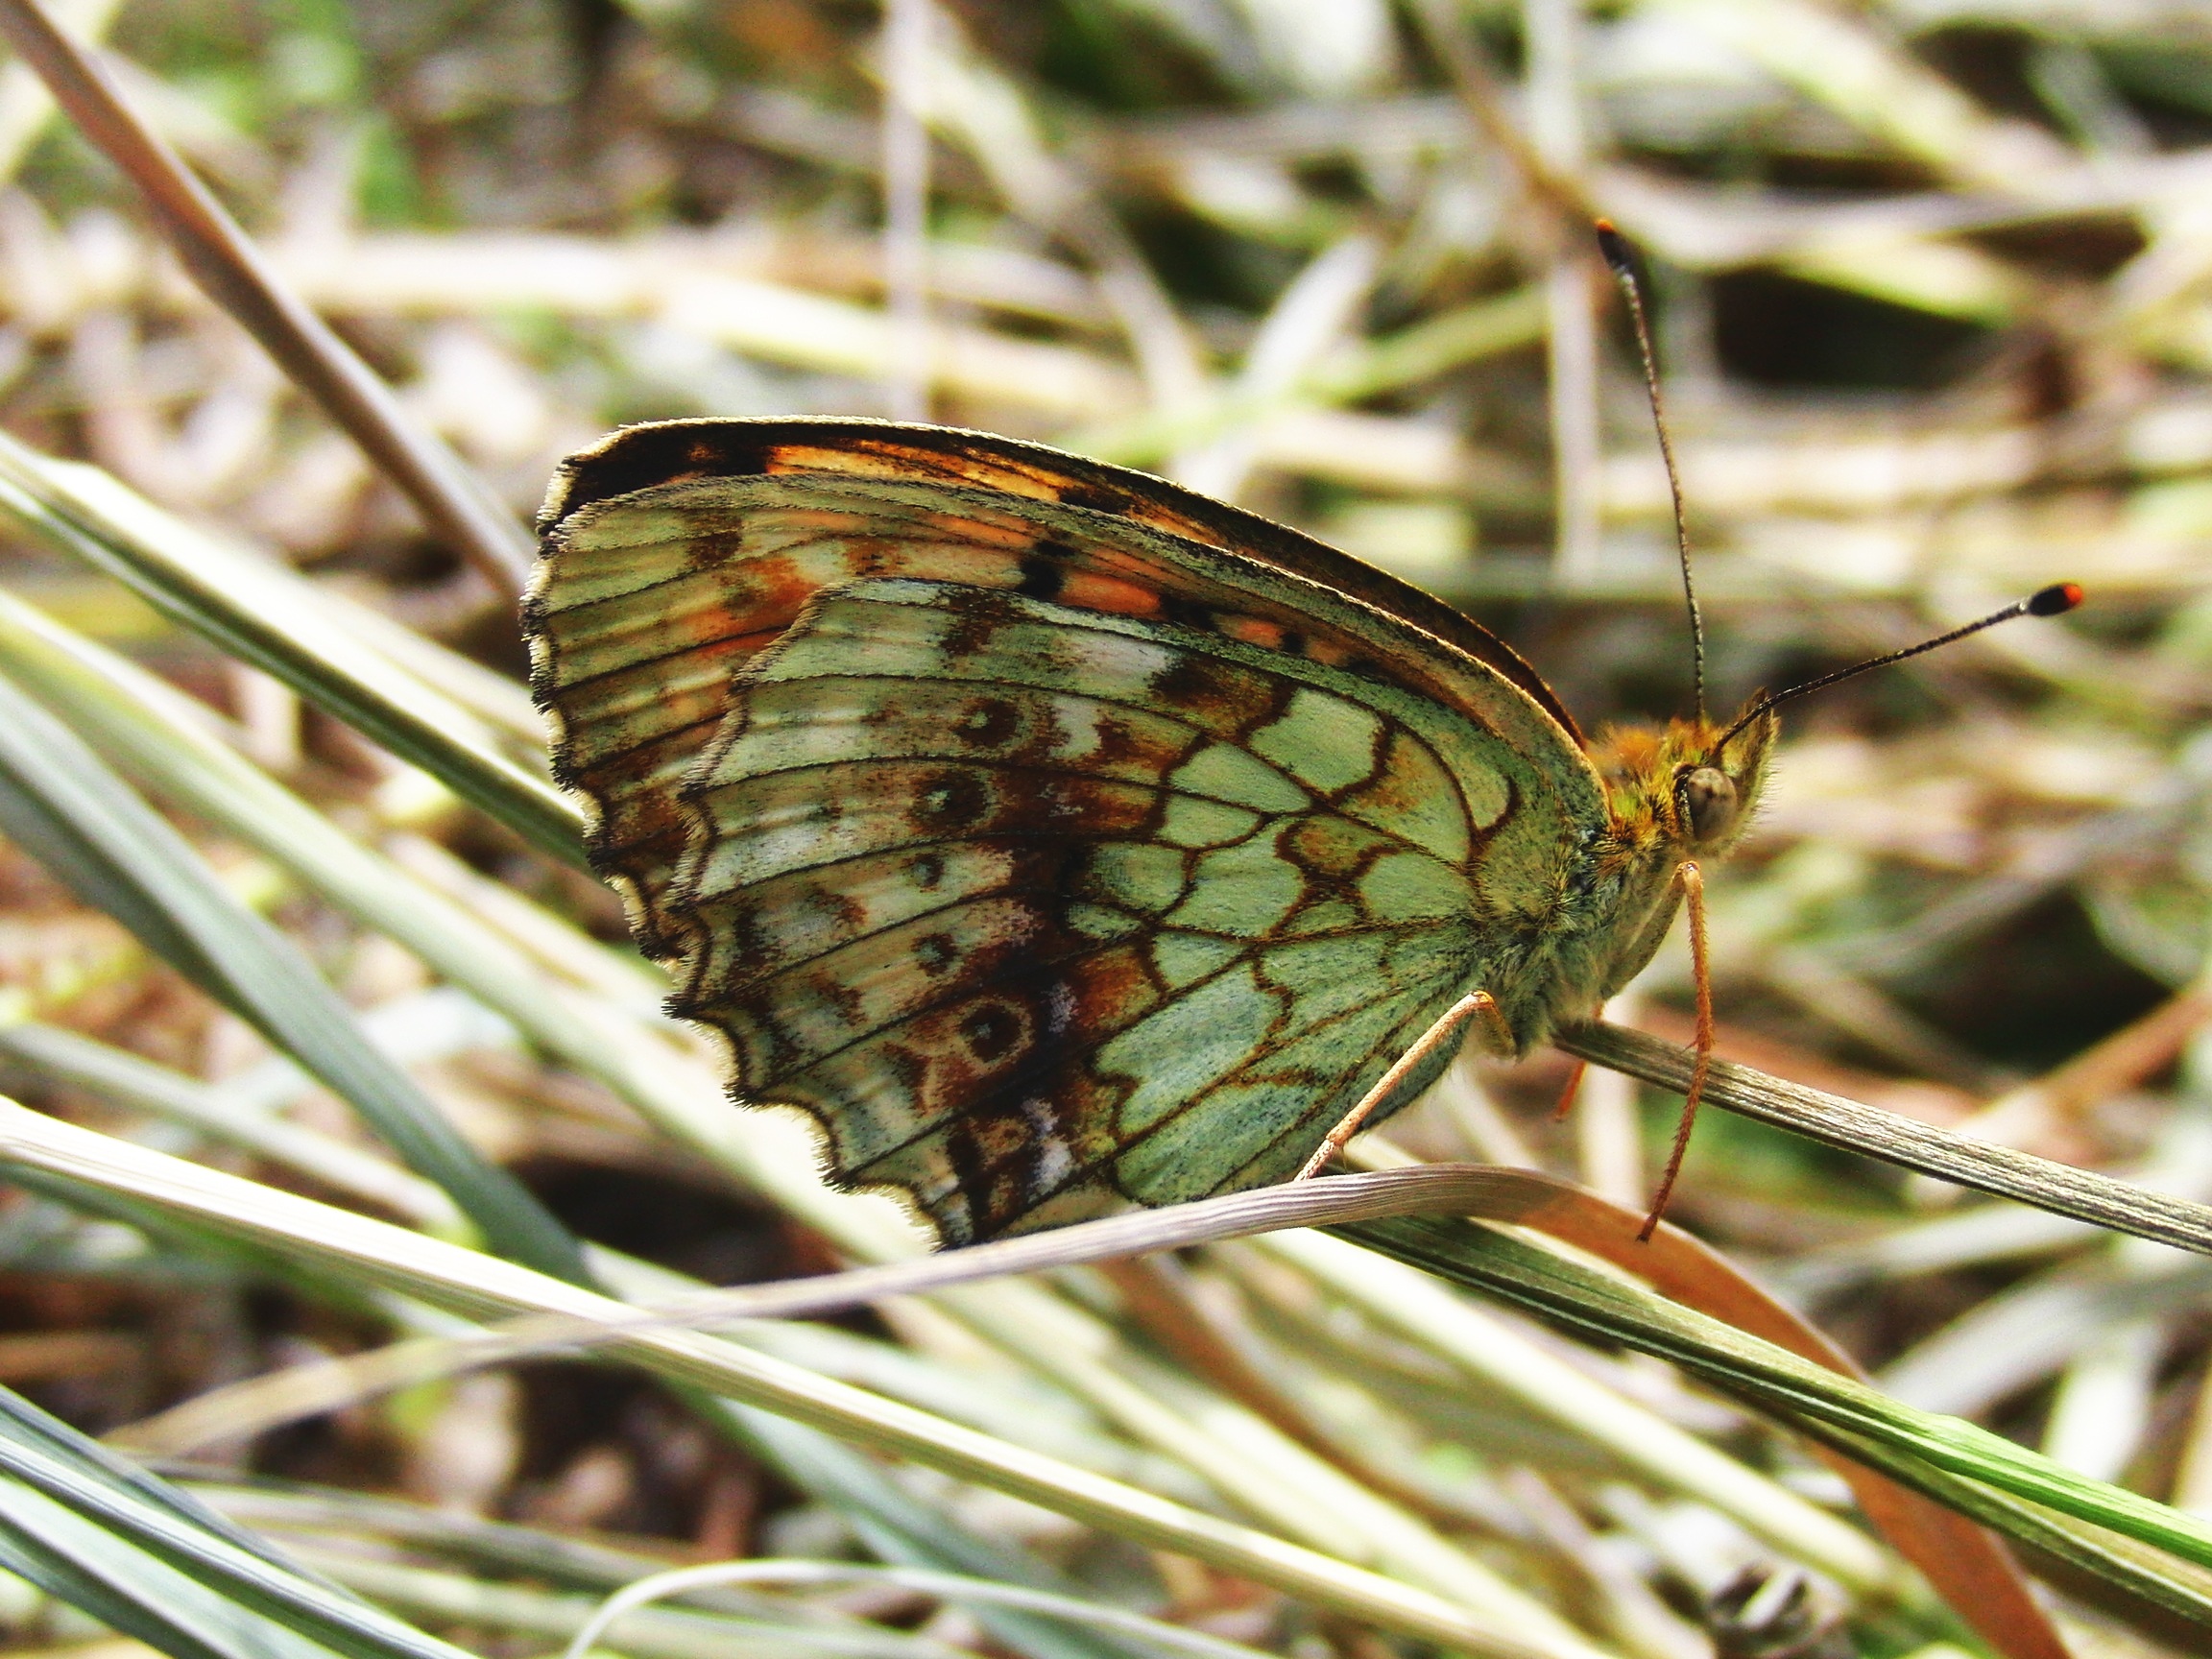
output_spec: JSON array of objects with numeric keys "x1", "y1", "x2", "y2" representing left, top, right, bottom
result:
[
  {"x1": 1405, "y1": 0, "x2": 1589, "y2": 220},
  {"x1": 0, "y1": 0, "x2": 531, "y2": 589},
  {"x1": 1555, "y1": 1022, "x2": 2212, "y2": 1254}
]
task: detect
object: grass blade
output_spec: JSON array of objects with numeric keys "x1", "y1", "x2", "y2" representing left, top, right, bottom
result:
[
  {"x1": 0, "y1": 666, "x2": 587, "y2": 1283},
  {"x1": 0, "y1": 436, "x2": 584, "y2": 868},
  {"x1": 0, "y1": 1386, "x2": 472, "y2": 1659},
  {"x1": 1344, "y1": 1211, "x2": 2212, "y2": 1575},
  {"x1": 0, "y1": 0, "x2": 531, "y2": 589},
  {"x1": 1558, "y1": 1021, "x2": 2212, "y2": 1255}
]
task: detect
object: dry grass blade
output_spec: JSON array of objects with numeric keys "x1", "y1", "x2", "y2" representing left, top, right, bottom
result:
[
  {"x1": 563, "y1": 1561, "x2": 1276, "y2": 1659},
  {"x1": 0, "y1": 0, "x2": 529, "y2": 590},
  {"x1": 1557, "y1": 1022, "x2": 2212, "y2": 1256},
  {"x1": 79, "y1": 1154, "x2": 2165, "y2": 1656}
]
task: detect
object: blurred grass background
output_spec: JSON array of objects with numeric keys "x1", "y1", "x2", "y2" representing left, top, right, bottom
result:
[{"x1": 0, "y1": 0, "x2": 2206, "y2": 1656}]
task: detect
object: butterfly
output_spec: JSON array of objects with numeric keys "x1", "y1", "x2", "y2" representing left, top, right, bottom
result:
[{"x1": 522, "y1": 413, "x2": 1796, "y2": 1246}]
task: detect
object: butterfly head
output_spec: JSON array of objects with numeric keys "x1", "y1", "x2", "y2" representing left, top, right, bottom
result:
[
  {"x1": 1593, "y1": 704, "x2": 1777, "y2": 859},
  {"x1": 1685, "y1": 703, "x2": 1779, "y2": 851}
]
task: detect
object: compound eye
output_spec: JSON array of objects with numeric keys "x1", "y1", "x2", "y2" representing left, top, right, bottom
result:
[{"x1": 1680, "y1": 766, "x2": 1738, "y2": 842}]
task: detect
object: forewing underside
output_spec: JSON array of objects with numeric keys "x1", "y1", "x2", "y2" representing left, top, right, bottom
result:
[
  {"x1": 664, "y1": 579, "x2": 1550, "y2": 1243},
  {"x1": 540, "y1": 418, "x2": 1579, "y2": 741},
  {"x1": 529, "y1": 457, "x2": 1598, "y2": 962}
]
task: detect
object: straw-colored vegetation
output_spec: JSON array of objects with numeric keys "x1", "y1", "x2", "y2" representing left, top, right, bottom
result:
[{"x1": 0, "y1": 1, "x2": 2206, "y2": 1656}]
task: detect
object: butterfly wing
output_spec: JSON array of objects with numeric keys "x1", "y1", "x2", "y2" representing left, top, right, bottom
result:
[
  {"x1": 540, "y1": 417, "x2": 1580, "y2": 739},
  {"x1": 528, "y1": 420, "x2": 1606, "y2": 1241},
  {"x1": 532, "y1": 419, "x2": 1583, "y2": 956}
]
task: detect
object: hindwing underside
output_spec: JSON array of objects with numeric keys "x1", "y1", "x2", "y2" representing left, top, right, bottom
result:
[{"x1": 671, "y1": 580, "x2": 1519, "y2": 1240}]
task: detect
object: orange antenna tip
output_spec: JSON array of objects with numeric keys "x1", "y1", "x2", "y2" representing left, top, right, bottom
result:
[
  {"x1": 2029, "y1": 581, "x2": 2083, "y2": 616},
  {"x1": 1712, "y1": 583, "x2": 2091, "y2": 758}
]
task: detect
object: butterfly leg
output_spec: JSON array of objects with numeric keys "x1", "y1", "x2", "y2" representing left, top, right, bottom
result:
[
  {"x1": 1553, "y1": 997, "x2": 1623, "y2": 1118},
  {"x1": 1551, "y1": 1058, "x2": 1589, "y2": 1121},
  {"x1": 1295, "y1": 990, "x2": 1510, "y2": 1180},
  {"x1": 1639, "y1": 859, "x2": 1712, "y2": 1240}
]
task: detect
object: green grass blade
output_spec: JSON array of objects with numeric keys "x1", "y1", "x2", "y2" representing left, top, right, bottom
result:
[
  {"x1": 0, "y1": 666, "x2": 588, "y2": 1284},
  {"x1": 0, "y1": 434, "x2": 584, "y2": 868},
  {"x1": 0, "y1": 1385, "x2": 472, "y2": 1659},
  {"x1": 1786, "y1": 1416, "x2": 2212, "y2": 1637},
  {"x1": 1341, "y1": 1213, "x2": 2212, "y2": 1576}
]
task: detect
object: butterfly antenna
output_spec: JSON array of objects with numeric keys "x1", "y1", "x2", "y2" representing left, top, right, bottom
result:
[
  {"x1": 1713, "y1": 582, "x2": 2084, "y2": 758},
  {"x1": 1597, "y1": 220, "x2": 1703, "y2": 722}
]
